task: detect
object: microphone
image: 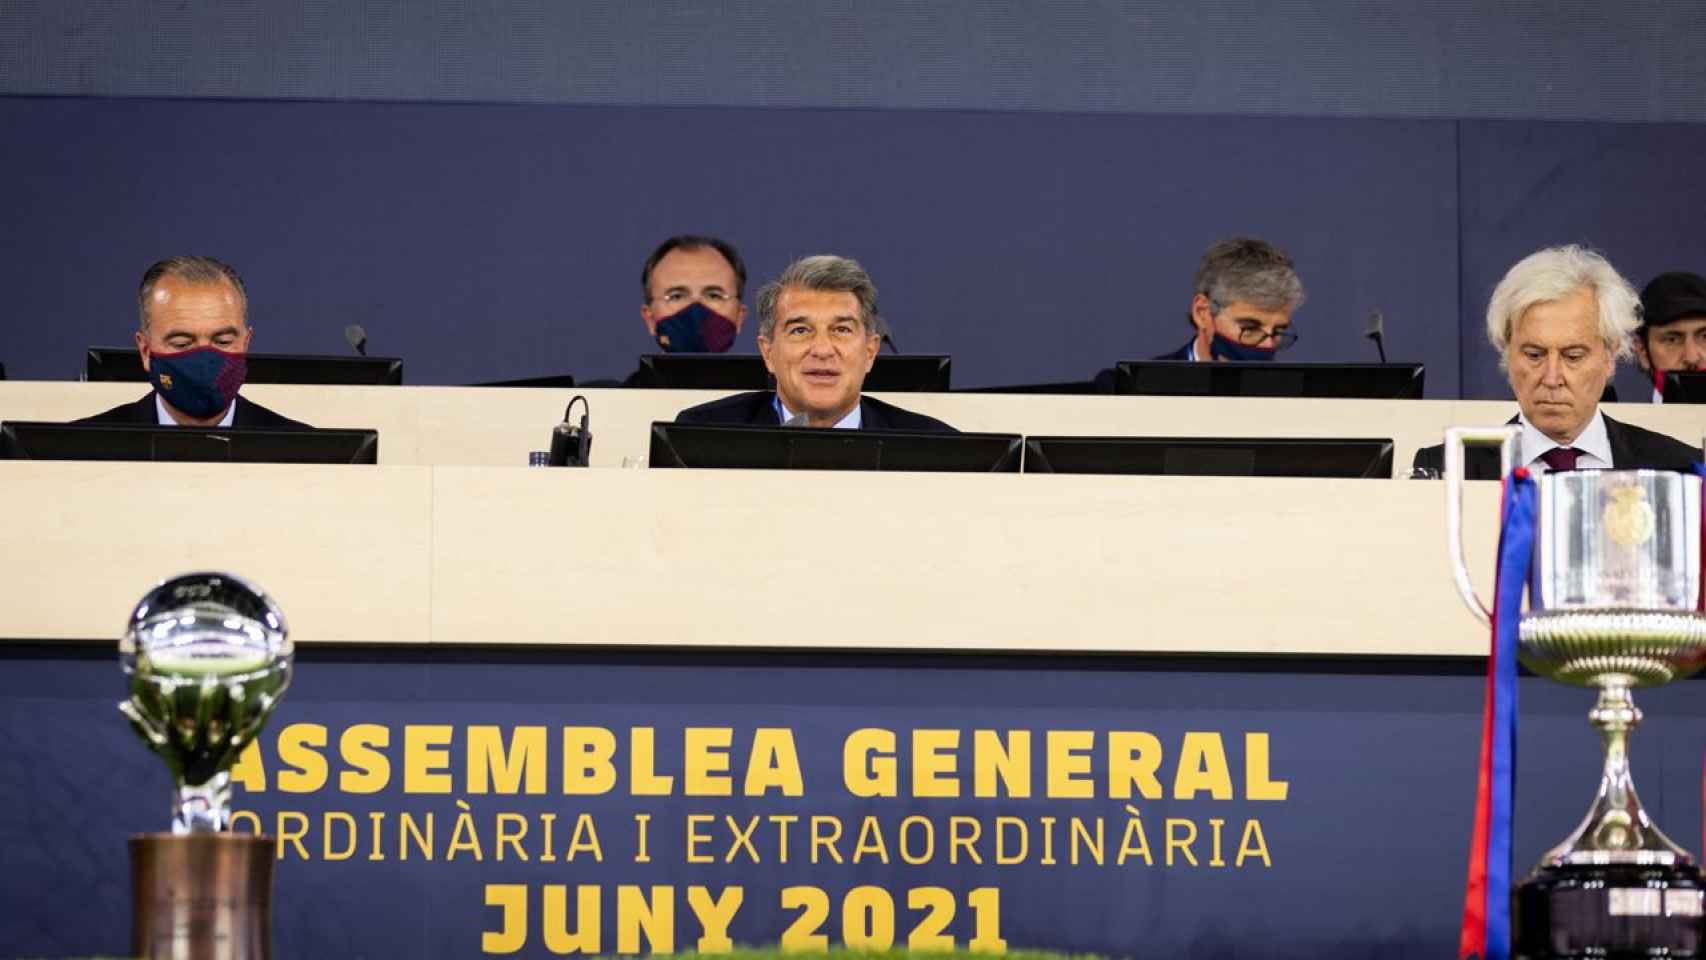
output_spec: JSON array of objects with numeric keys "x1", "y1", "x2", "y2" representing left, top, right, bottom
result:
[
  {"x1": 344, "y1": 324, "x2": 369, "y2": 357},
  {"x1": 881, "y1": 333, "x2": 900, "y2": 355},
  {"x1": 783, "y1": 411, "x2": 810, "y2": 427},
  {"x1": 548, "y1": 395, "x2": 593, "y2": 467},
  {"x1": 1363, "y1": 310, "x2": 1388, "y2": 363}
]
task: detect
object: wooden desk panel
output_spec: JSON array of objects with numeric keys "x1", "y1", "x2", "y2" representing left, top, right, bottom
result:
[
  {"x1": 428, "y1": 467, "x2": 1502, "y2": 655},
  {"x1": 0, "y1": 461, "x2": 1502, "y2": 655},
  {"x1": 0, "y1": 462, "x2": 432, "y2": 644}
]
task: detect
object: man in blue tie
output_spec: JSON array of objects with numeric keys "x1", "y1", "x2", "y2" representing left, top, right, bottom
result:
[{"x1": 1413, "y1": 246, "x2": 1697, "y2": 478}]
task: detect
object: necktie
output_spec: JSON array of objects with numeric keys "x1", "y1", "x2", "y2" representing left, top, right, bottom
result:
[{"x1": 1540, "y1": 446, "x2": 1580, "y2": 472}]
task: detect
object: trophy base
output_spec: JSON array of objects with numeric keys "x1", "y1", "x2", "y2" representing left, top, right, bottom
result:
[
  {"x1": 1515, "y1": 862, "x2": 1706, "y2": 959},
  {"x1": 130, "y1": 832, "x2": 273, "y2": 960}
]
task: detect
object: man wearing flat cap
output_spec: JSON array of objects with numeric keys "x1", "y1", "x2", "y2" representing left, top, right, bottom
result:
[{"x1": 1634, "y1": 271, "x2": 1706, "y2": 400}]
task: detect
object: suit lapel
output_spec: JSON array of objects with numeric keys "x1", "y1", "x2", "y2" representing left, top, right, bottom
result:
[{"x1": 1603, "y1": 414, "x2": 1633, "y2": 469}]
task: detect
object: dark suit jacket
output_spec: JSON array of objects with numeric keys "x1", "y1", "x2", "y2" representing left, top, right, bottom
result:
[
  {"x1": 1412, "y1": 413, "x2": 1699, "y2": 479},
  {"x1": 1092, "y1": 340, "x2": 1196, "y2": 393},
  {"x1": 674, "y1": 391, "x2": 957, "y2": 433},
  {"x1": 76, "y1": 393, "x2": 311, "y2": 430}
]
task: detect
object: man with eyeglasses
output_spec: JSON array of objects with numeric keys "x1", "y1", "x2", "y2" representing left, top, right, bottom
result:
[
  {"x1": 1094, "y1": 237, "x2": 1303, "y2": 390},
  {"x1": 640, "y1": 234, "x2": 748, "y2": 354},
  {"x1": 1633, "y1": 271, "x2": 1706, "y2": 400},
  {"x1": 1164, "y1": 236, "x2": 1304, "y2": 362}
]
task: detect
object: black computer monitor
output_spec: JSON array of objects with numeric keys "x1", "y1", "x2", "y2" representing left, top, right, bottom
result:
[
  {"x1": 85, "y1": 348, "x2": 403, "y2": 385},
  {"x1": 0, "y1": 422, "x2": 378, "y2": 464},
  {"x1": 472, "y1": 374, "x2": 577, "y2": 388},
  {"x1": 1660, "y1": 372, "x2": 1706, "y2": 404},
  {"x1": 649, "y1": 422, "x2": 1020, "y2": 472},
  {"x1": 955, "y1": 380, "x2": 1100, "y2": 395},
  {"x1": 0, "y1": 361, "x2": 6, "y2": 380},
  {"x1": 1113, "y1": 361, "x2": 1424, "y2": 399},
  {"x1": 1023, "y1": 436, "x2": 1395, "y2": 478},
  {"x1": 632, "y1": 354, "x2": 951, "y2": 391}
]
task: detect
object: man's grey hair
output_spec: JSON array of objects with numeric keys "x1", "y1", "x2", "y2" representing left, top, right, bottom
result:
[
  {"x1": 755, "y1": 255, "x2": 887, "y2": 341},
  {"x1": 1192, "y1": 237, "x2": 1305, "y2": 320},
  {"x1": 138, "y1": 256, "x2": 248, "y2": 330},
  {"x1": 1485, "y1": 245, "x2": 1638, "y2": 370}
]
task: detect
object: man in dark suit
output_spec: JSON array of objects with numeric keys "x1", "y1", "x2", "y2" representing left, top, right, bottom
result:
[
  {"x1": 78, "y1": 257, "x2": 306, "y2": 430},
  {"x1": 1094, "y1": 236, "x2": 1304, "y2": 390},
  {"x1": 675, "y1": 255, "x2": 954, "y2": 433},
  {"x1": 1414, "y1": 246, "x2": 1698, "y2": 479}
]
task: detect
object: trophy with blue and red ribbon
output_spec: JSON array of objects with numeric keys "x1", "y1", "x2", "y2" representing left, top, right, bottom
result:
[{"x1": 1445, "y1": 426, "x2": 1706, "y2": 960}]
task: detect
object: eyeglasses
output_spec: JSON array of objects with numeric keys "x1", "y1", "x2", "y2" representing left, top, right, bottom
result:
[{"x1": 1234, "y1": 324, "x2": 1299, "y2": 350}]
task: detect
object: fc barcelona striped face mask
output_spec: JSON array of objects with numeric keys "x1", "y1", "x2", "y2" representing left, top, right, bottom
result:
[{"x1": 150, "y1": 346, "x2": 248, "y2": 418}]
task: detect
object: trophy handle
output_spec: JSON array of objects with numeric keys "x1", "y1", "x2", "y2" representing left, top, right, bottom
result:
[{"x1": 1444, "y1": 426, "x2": 1520, "y2": 624}]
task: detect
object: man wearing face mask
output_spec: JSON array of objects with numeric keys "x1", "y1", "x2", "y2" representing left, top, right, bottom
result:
[
  {"x1": 1412, "y1": 246, "x2": 1697, "y2": 479},
  {"x1": 78, "y1": 256, "x2": 307, "y2": 429},
  {"x1": 674, "y1": 255, "x2": 955, "y2": 432},
  {"x1": 1633, "y1": 271, "x2": 1706, "y2": 401},
  {"x1": 1166, "y1": 236, "x2": 1304, "y2": 362},
  {"x1": 640, "y1": 235, "x2": 747, "y2": 354},
  {"x1": 1093, "y1": 237, "x2": 1303, "y2": 391}
]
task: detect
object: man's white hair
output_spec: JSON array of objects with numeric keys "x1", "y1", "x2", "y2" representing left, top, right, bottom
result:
[{"x1": 1485, "y1": 245, "x2": 1638, "y2": 370}]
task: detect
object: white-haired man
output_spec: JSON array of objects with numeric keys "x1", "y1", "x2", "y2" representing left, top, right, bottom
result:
[{"x1": 1414, "y1": 245, "x2": 1697, "y2": 479}]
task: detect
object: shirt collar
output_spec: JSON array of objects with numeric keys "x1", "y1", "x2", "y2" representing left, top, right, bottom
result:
[
  {"x1": 1518, "y1": 408, "x2": 1612, "y2": 471},
  {"x1": 156, "y1": 392, "x2": 236, "y2": 428},
  {"x1": 774, "y1": 393, "x2": 862, "y2": 430},
  {"x1": 1188, "y1": 339, "x2": 1203, "y2": 363}
]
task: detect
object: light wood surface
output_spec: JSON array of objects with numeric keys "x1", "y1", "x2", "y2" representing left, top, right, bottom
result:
[
  {"x1": 0, "y1": 461, "x2": 432, "y2": 646},
  {"x1": 1, "y1": 461, "x2": 1505, "y2": 656},
  {"x1": 3, "y1": 380, "x2": 1701, "y2": 470}
]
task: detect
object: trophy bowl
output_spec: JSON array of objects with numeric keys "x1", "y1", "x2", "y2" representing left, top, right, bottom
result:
[
  {"x1": 121, "y1": 572, "x2": 291, "y2": 960},
  {"x1": 121, "y1": 571, "x2": 292, "y2": 833},
  {"x1": 1445, "y1": 429, "x2": 1706, "y2": 958}
]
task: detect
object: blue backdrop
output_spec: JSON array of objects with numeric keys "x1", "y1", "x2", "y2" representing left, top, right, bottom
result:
[
  {"x1": 2, "y1": 2, "x2": 1705, "y2": 398},
  {"x1": 5, "y1": 646, "x2": 1706, "y2": 958}
]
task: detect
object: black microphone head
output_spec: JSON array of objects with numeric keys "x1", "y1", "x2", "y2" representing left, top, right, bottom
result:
[
  {"x1": 344, "y1": 324, "x2": 369, "y2": 356},
  {"x1": 1363, "y1": 310, "x2": 1385, "y2": 340}
]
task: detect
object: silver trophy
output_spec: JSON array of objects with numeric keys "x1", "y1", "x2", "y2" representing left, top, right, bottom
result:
[
  {"x1": 1445, "y1": 427, "x2": 1706, "y2": 957},
  {"x1": 121, "y1": 572, "x2": 291, "y2": 959}
]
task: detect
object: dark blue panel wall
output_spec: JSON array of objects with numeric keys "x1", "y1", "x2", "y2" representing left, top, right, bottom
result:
[
  {"x1": 0, "y1": 97, "x2": 1460, "y2": 390},
  {"x1": 1457, "y1": 121, "x2": 1706, "y2": 402}
]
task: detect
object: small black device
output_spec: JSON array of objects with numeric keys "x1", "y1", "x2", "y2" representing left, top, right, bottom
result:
[
  {"x1": 85, "y1": 348, "x2": 403, "y2": 385},
  {"x1": 0, "y1": 422, "x2": 378, "y2": 464},
  {"x1": 1112, "y1": 361, "x2": 1424, "y2": 399},
  {"x1": 1023, "y1": 436, "x2": 1395, "y2": 478},
  {"x1": 547, "y1": 396, "x2": 593, "y2": 467},
  {"x1": 632, "y1": 354, "x2": 951, "y2": 392},
  {"x1": 648, "y1": 422, "x2": 1021, "y2": 472}
]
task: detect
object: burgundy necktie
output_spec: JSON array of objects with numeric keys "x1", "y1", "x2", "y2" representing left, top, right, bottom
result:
[{"x1": 1540, "y1": 446, "x2": 1580, "y2": 472}]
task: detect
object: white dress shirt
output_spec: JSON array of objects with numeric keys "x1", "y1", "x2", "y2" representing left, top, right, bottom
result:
[
  {"x1": 1519, "y1": 409, "x2": 1613, "y2": 473},
  {"x1": 775, "y1": 394, "x2": 862, "y2": 429},
  {"x1": 156, "y1": 393, "x2": 236, "y2": 428}
]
